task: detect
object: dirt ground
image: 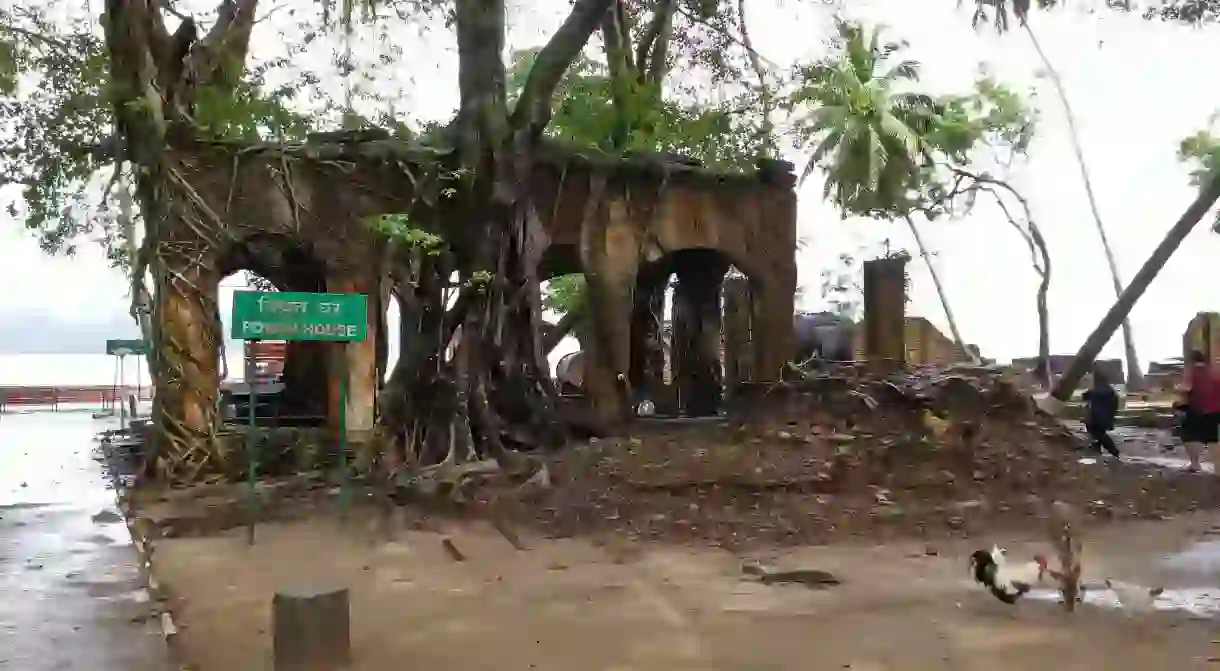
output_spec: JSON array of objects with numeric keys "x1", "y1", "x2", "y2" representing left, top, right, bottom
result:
[
  {"x1": 139, "y1": 372, "x2": 1220, "y2": 669},
  {"x1": 153, "y1": 505, "x2": 1220, "y2": 671}
]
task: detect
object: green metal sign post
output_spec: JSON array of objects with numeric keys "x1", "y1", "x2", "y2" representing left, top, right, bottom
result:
[
  {"x1": 105, "y1": 339, "x2": 148, "y2": 429},
  {"x1": 230, "y1": 291, "x2": 368, "y2": 545},
  {"x1": 106, "y1": 339, "x2": 149, "y2": 356}
]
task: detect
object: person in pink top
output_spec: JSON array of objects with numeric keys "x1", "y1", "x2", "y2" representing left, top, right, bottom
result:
[{"x1": 1180, "y1": 350, "x2": 1220, "y2": 472}]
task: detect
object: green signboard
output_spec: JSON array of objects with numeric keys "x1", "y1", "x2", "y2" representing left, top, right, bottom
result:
[
  {"x1": 106, "y1": 339, "x2": 148, "y2": 356},
  {"x1": 230, "y1": 291, "x2": 368, "y2": 342}
]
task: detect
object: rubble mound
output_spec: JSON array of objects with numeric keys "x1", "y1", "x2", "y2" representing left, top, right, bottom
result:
[{"x1": 484, "y1": 365, "x2": 1220, "y2": 547}]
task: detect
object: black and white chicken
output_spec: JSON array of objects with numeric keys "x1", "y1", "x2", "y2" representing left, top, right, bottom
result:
[{"x1": 970, "y1": 545, "x2": 1051, "y2": 604}]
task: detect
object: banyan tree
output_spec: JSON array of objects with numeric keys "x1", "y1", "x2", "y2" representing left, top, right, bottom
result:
[{"x1": 101, "y1": 0, "x2": 797, "y2": 484}]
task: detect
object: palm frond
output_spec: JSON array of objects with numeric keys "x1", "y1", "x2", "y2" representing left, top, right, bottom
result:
[
  {"x1": 865, "y1": 125, "x2": 888, "y2": 191},
  {"x1": 878, "y1": 111, "x2": 922, "y2": 167},
  {"x1": 882, "y1": 59, "x2": 921, "y2": 83},
  {"x1": 796, "y1": 18, "x2": 960, "y2": 217}
]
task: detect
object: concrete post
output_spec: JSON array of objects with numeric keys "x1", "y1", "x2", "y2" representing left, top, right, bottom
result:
[{"x1": 272, "y1": 586, "x2": 351, "y2": 670}]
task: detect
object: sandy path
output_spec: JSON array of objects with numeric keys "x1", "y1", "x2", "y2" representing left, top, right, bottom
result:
[{"x1": 152, "y1": 507, "x2": 1220, "y2": 670}]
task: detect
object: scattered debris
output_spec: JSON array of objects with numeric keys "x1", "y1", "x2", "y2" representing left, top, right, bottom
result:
[
  {"x1": 92, "y1": 509, "x2": 123, "y2": 524},
  {"x1": 468, "y1": 364, "x2": 1220, "y2": 548},
  {"x1": 742, "y1": 563, "x2": 841, "y2": 588},
  {"x1": 490, "y1": 514, "x2": 527, "y2": 551},
  {"x1": 441, "y1": 537, "x2": 465, "y2": 562}
]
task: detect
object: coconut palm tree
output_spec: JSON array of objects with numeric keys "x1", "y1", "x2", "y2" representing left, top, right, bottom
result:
[
  {"x1": 792, "y1": 19, "x2": 977, "y2": 362},
  {"x1": 963, "y1": 0, "x2": 1145, "y2": 389}
]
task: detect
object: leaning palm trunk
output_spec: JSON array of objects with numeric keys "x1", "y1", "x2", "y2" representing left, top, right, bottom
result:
[
  {"x1": 1022, "y1": 20, "x2": 1144, "y2": 390},
  {"x1": 1052, "y1": 175, "x2": 1220, "y2": 401},
  {"x1": 903, "y1": 214, "x2": 979, "y2": 364}
]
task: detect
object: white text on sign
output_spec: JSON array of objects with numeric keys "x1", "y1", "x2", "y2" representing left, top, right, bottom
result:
[
  {"x1": 241, "y1": 322, "x2": 359, "y2": 337},
  {"x1": 255, "y1": 295, "x2": 344, "y2": 316}
]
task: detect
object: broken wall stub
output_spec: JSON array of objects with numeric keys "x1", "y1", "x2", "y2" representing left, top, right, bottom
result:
[
  {"x1": 905, "y1": 317, "x2": 968, "y2": 366},
  {"x1": 861, "y1": 257, "x2": 909, "y2": 368},
  {"x1": 151, "y1": 136, "x2": 798, "y2": 479}
]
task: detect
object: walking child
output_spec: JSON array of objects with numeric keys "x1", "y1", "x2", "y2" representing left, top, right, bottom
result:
[{"x1": 1082, "y1": 366, "x2": 1120, "y2": 458}]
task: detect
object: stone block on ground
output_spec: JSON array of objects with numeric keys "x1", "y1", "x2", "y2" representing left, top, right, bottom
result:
[{"x1": 272, "y1": 585, "x2": 351, "y2": 670}]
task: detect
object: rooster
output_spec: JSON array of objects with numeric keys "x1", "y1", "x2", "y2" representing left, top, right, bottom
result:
[{"x1": 970, "y1": 545, "x2": 1051, "y2": 604}]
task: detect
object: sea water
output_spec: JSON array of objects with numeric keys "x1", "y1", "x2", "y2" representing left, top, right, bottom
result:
[
  {"x1": 0, "y1": 353, "x2": 248, "y2": 387},
  {"x1": 0, "y1": 334, "x2": 577, "y2": 387}
]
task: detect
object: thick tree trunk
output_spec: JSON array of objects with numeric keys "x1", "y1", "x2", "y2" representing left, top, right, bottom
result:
[
  {"x1": 373, "y1": 0, "x2": 612, "y2": 479},
  {"x1": 1052, "y1": 175, "x2": 1220, "y2": 401},
  {"x1": 151, "y1": 253, "x2": 223, "y2": 481},
  {"x1": 903, "y1": 214, "x2": 978, "y2": 363},
  {"x1": 105, "y1": 0, "x2": 261, "y2": 483},
  {"x1": 1022, "y1": 20, "x2": 1143, "y2": 391}
]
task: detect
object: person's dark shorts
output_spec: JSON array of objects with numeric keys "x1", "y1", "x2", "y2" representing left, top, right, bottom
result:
[{"x1": 1181, "y1": 410, "x2": 1220, "y2": 443}]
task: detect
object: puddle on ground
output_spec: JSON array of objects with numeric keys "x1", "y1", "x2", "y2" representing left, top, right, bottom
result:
[
  {"x1": 1164, "y1": 540, "x2": 1220, "y2": 574},
  {"x1": 1026, "y1": 586, "x2": 1220, "y2": 619},
  {"x1": 1025, "y1": 539, "x2": 1220, "y2": 618},
  {"x1": 1122, "y1": 455, "x2": 1214, "y2": 472}
]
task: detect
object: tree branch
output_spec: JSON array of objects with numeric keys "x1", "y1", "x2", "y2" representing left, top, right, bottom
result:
[
  {"x1": 635, "y1": 0, "x2": 674, "y2": 84},
  {"x1": 601, "y1": 6, "x2": 633, "y2": 106},
  {"x1": 191, "y1": 0, "x2": 260, "y2": 89},
  {"x1": 736, "y1": 0, "x2": 772, "y2": 153},
  {"x1": 509, "y1": 0, "x2": 616, "y2": 135},
  {"x1": 672, "y1": 1, "x2": 780, "y2": 70},
  {"x1": 155, "y1": 0, "x2": 192, "y2": 22},
  {"x1": 605, "y1": 0, "x2": 635, "y2": 75},
  {"x1": 0, "y1": 22, "x2": 72, "y2": 51}
]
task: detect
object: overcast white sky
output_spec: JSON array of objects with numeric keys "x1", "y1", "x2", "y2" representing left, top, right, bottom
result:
[{"x1": 2, "y1": 0, "x2": 1219, "y2": 366}]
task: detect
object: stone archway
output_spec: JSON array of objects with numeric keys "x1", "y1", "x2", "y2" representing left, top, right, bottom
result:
[
  {"x1": 216, "y1": 236, "x2": 330, "y2": 421},
  {"x1": 144, "y1": 136, "x2": 797, "y2": 482}
]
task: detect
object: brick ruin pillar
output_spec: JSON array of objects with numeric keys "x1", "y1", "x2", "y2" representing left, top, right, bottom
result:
[
  {"x1": 747, "y1": 271, "x2": 796, "y2": 382},
  {"x1": 672, "y1": 254, "x2": 728, "y2": 417},
  {"x1": 629, "y1": 264, "x2": 667, "y2": 405},
  {"x1": 862, "y1": 256, "x2": 908, "y2": 368},
  {"x1": 326, "y1": 268, "x2": 378, "y2": 446},
  {"x1": 722, "y1": 274, "x2": 752, "y2": 395}
]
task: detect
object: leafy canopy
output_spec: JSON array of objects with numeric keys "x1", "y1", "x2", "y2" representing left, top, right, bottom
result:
[
  {"x1": 788, "y1": 19, "x2": 937, "y2": 216},
  {"x1": 0, "y1": 5, "x2": 111, "y2": 256},
  {"x1": 543, "y1": 274, "x2": 588, "y2": 316},
  {"x1": 791, "y1": 19, "x2": 1038, "y2": 222},
  {"x1": 1178, "y1": 118, "x2": 1220, "y2": 228},
  {"x1": 0, "y1": 1, "x2": 395, "y2": 264},
  {"x1": 963, "y1": 0, "x2": 1220, "y2": 29},
  {"x1": 507, "y1": 46, "x2": 771, "y2": 172}
]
